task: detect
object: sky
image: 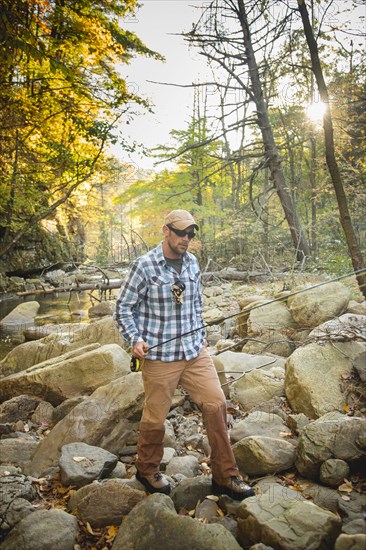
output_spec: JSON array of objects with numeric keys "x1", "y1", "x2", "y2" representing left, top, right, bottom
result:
[
  {"x1": 109, "y1": 0, "x2": 210, "y2": 171},
  {"x1": 109, "y1": 0, "x2": 365, "y2": 172}
]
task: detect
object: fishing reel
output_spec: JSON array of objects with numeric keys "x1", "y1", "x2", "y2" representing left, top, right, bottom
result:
[{"x1": 130, "y1": 356, "x2": 141, "y2": 372}]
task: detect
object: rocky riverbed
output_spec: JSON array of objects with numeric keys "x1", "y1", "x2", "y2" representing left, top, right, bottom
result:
[{"x1": 0, "y1": 277, "x2": 365, "y2": 549}]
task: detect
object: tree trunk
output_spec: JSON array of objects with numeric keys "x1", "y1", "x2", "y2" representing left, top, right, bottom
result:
[
  {"x1": 298, "y1": 0, "x2": 366, "y2": 298},
  {"x1": 237, "y1": 0, "x2": 310, "y2": 262}
]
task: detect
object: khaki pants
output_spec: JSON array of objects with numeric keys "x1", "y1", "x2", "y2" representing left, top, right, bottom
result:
[{"x1": 136, "y1": 347, "x2": 239, "y2": 481}]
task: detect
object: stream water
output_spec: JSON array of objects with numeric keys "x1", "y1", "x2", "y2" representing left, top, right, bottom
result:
[{"x1": 0, "y1": 290, "x2": 119, "y2": 361}]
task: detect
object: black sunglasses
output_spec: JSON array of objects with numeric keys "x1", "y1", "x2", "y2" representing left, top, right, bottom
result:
[{"x1": 167, "y1": 225, "x2": 196, "y2": 239}]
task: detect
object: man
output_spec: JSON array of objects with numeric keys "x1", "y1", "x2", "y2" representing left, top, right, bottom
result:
[{"x1": 115, "y1": 209, "x2": 254, "y2": 500}]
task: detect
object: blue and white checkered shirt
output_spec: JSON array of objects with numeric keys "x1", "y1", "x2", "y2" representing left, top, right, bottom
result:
[{"x1": 115, "y1": 243, "x2": 205, "y2": 361}]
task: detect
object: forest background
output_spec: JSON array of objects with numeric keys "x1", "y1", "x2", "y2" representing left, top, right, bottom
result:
[{"x1": 0, "y1": 0, "x2": 365, "y2": 292}]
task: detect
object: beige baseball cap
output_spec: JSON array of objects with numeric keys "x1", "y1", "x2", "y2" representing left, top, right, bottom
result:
[{"x1": 165, "y1": 209, "x2": 199, "y2": 230}]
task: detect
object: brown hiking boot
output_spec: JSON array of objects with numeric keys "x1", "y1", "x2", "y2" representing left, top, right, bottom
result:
[
  {"x1": 136, "y1": 470, "x2": 171, "y2": 495},
  {"x1": 212, "y1": 476, "x2": 255, "y2": 501}
]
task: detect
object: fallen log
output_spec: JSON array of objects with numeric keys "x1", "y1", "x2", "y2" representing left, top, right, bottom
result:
[
  {"x1": 202, "y1": 270, "x2": 279, "y2": 281},
  {"x1": 16, "y1": 281, "x2": 124, "y2": 296}
]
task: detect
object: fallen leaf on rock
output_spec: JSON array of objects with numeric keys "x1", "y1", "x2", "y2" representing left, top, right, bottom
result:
[
  {"x1": 73, "y1": 456, "x2": 88, "y2": 462},
  {"x1": 216, "y1": 508, "x2": 225, "y2": 517},
  {"x1": 289, "y1": 483, "x2": 309, "y2": 492},
  {"x1": 279, "y1": 431, "x2": 292, "y2": 437},
  {"x1": 338, "y1": 480, "x2": 353, "y2": 493},
  {"x1": 341, "y1": 495, "x2": 351, "y2": 501}
]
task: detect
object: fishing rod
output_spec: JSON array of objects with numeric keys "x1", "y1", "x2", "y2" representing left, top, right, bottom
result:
[{"x1": 130, "y1": 267, "x2": 366, "y2": 372}]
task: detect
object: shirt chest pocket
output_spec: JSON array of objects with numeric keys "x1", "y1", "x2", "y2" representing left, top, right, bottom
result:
[{"x1": 148, "y1": 273, "x2": 172, "y2": 302}]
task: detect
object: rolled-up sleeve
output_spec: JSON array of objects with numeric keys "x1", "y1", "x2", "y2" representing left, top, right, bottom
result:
[{"x1": 115, "y1": 261, "x2": 147, "y2": 346}]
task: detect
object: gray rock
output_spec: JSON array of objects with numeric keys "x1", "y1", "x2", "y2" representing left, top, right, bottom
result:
[
  {"x1": 245, "y1": 301, "x2": 298, "y2": 357},
  {"x1": 287, "y1": 282, "x2": 351, "y2": 328},
  {"x1": 346, "y1": 301, "x2": 366, "y2": 315},
  {"x1": 203, "y1": 286, "x2": 224, "y2": 298},
  {"x1": 203, "y1": 307, "x2": 224, "y2": 324},
  {"x1": 353, "y1": 350, "x2": 366, "y2": 382},
  {"x1": 0, "y1": 466, "x2": 22, "y2": 476},
  {"x1": 195, "y1": 497, "x2": 220, "y2": 521},
  {"x1": 161, "y1": 447, "x2": 177, "y2": 468},
  {"x1": 171, "y1": 476, "x2": 213, "y2": 511},
  {"x1": 0, "y1": 439, "x2": 38, "y2": 469},
  {"x1": 24, "y1": 373, "x2": 144, "y2": 477},
  {"x1": 1, "y1": 508, "x2": 78, "y2": 550},
  {"x1": 308, "y1": 313, "x2": 366, "y2": 343},
  {"x1": 0, "y1": 302, "x2": 40, "y2": 326},
  {"x1": 230, "y1": 367, "x2": 285, "y2": 412},
  {"x1": 0, "y1": 343, "x2": 130, "y2": 405},
  {"x1": 68, "y1": 478, "x2": 145, "y2": 528},
  {"x1": 0, "y1": 497, "x2": 35, "y2": 530},
  {"x1": 59, "y1": 442, "x2": 118, "y2": 488},
  {"x1": 30, "y1": 400, "x2": 54, "y2": 426},
  {"x1": 0, "y1": 474, "x2": 36, "y2": 529},
  {"x1": 285, "y1": 342, "x2": 365, "y2": 418},
  {"x1": 217, "y1": 350, "x2": 286, "y2": 375},
  {"x1": 237, "y1": 483, "x2": 341, "y2": 549},
  {"x1": 230, "y1": 412, "x2": 288, "y2": 444},
  {"x1": 295, "y1": 412, "x2": 366, "y2": 479},
  {"x1": 342, "y1": 519, "x2": 366, "y2": 535},
  {"x1": 163, "y1": 419, "x2": 177, "y2": 448},
  {"x1": 165, "y1": 455, "x2": 200, "y2": 478},
  {"x1": 109, "y1": 461, "x2": 127, "y2": 479},
  {"x1": 52, "y1": 396, "x2": 87, "y2": 424},
  {"x1": 111, "y1": 492, "x2": 242, "y2": 550},
  {"x1": 320, "y1": 459, "x2": 350, "y2": 487},
  {"x1": 0, "y1": 395, "x2": 41, "y2": 424},
  {"x1": 286, "y1": 413, "x2": 310, "y2": 435},
  {"x1": 233, "y1": 436, "x2": 296, "y2": 475},
  {"x1": 335, "y1": 533, "x2": 366, "y2": 550},
  {"x1": 88, "y1": 301, "x2": 115, "y2": 317}
]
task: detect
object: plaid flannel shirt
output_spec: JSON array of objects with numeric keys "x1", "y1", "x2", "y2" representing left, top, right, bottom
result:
[{"x1": 115, "y1": 243, "x2": 205, "y2": 361}]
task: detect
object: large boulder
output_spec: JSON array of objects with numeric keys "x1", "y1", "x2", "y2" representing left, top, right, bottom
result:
[
  {"x1": 0, "y1": 315, "x2": 126, "y2": 376},
  {"x1": 111, "y1": 492, "x2": 242, "y2": 550},
  {"x1": 308, "y1": 313, "x2": 366, "y2": 343},
  {"x1": 244, "y1": 301, "x2": 298, "y2": 357},
  {"x1": 233, "y1": 436, "x2": 296, "y2": 475},
  {"x1": 295, "y1": 412, "x2": 366, "y2": 479},
  {"x1": 0, "y1": 508, "x2": 78, "y2": 550},
  {"x1": 230, "y1": 366, "x2": 285, "y2": 412},
  {"x1": 59, "y1": 442, "x2": 118, "y2": 488},
  {"x1": 0, "y1": 301, "x2": 40, "y2": 326},
  {"x1": 215, "y1": 350, "x2": 286, "y2": 374},
  {"x1": 68, "y1": 479, "x2": 145, "y2": 528},
  {"x1": 0, "y1": 474, "x2": 36, "y2": 530},
  {"x1": 24, "y1": 373, "x2": 144, "y2": 477},
  {"x1": 230, "y1": 411, "x2": 290, "y2": 444},
  {"x1": 287, "y1": 282, "x2": 351, "y2": 328},
  {"x1": 285, "y1": 341, "x2": 365, "y2": 418},
  {"x1": 237, "y1": 483, "x2": 341, "y2": 549},
  {"x1": 0, "y1": 344, "x2": 130, "y2": 405}
]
